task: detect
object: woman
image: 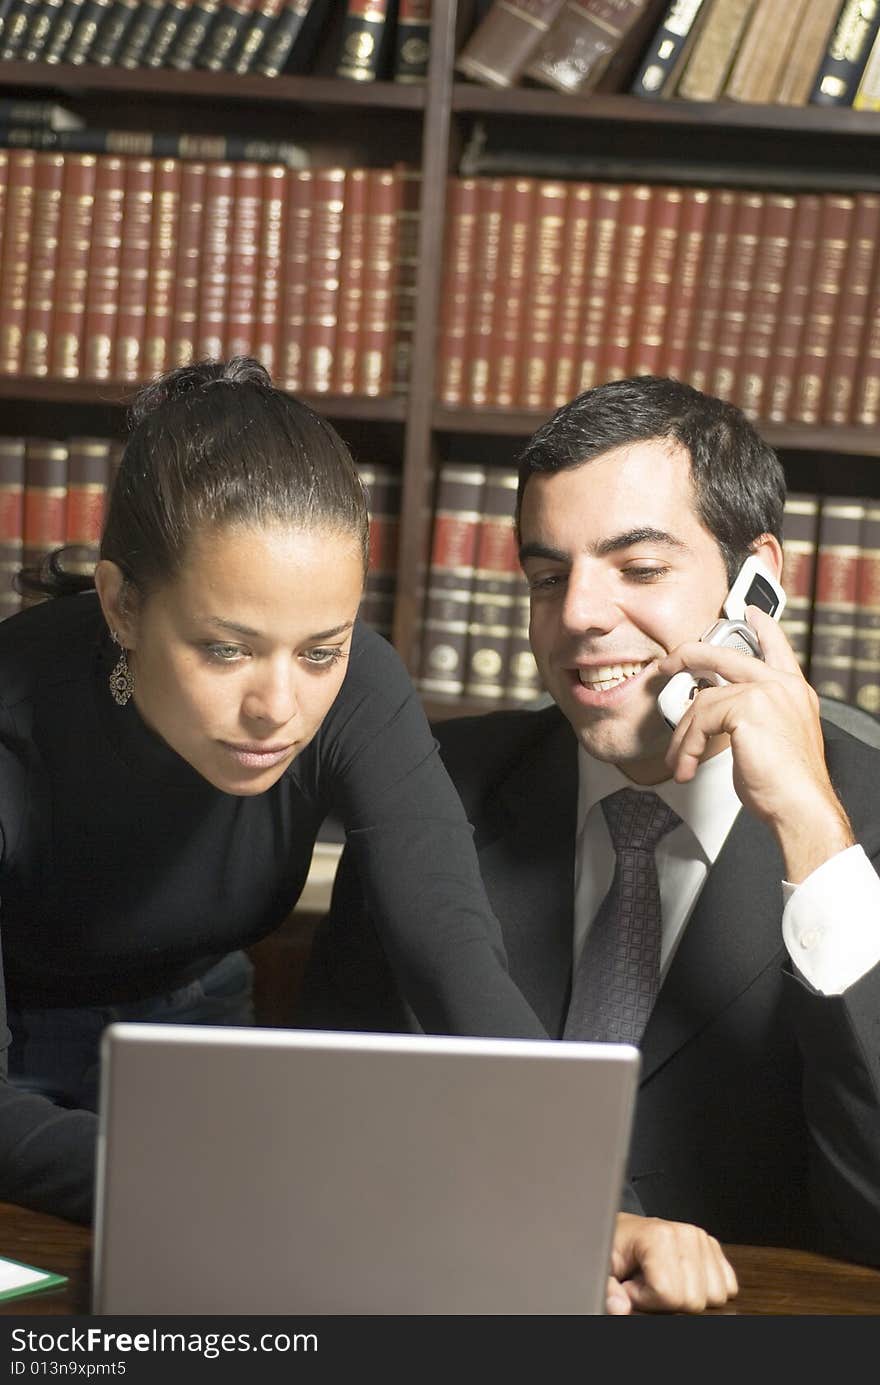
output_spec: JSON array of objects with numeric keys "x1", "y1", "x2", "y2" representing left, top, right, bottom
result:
[{"x1": 0, "y1": 358, "x2": 545, "y2": 1224}]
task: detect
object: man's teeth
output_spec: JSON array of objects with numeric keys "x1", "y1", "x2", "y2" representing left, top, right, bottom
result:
[{"x1": 578, "y1": 662, "x2": 646, "y2": 691}]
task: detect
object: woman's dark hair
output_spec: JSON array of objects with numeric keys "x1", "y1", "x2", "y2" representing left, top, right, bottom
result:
[
  {"x1": 515, "y1": 375, "x2": 787, "y2": 585},
  {"x1": 17, "y1": 358, "x2": 370, "y2": 600}
]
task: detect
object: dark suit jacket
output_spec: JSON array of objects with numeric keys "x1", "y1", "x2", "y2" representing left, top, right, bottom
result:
[{"x1": 296, "y1": 706, "x2": 880, "y2": 1265}]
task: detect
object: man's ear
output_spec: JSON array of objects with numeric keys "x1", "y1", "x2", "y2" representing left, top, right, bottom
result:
[
  {"x1": 94, "y1": 560, "x2": 139, "y2": 649},
  {"x1": 750, "y1": 533, "x2": 784, "y2": 584}
]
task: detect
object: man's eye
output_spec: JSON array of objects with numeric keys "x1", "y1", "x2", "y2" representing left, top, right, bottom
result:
[
  {"x1": 624, "y1": 566, "x2": 669, "y2": 582},
  {"x1": 528, "y1": 573, "x2": 565, "y2": 591}
]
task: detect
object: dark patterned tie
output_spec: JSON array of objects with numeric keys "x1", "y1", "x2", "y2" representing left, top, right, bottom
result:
[{"x1": 564, "y1": 788, "x2": 681, "y2": 1046}]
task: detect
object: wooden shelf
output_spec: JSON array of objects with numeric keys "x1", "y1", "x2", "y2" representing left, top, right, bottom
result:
[{"x1": 422, "y1": 694, "x2": 544, "y2": 722}]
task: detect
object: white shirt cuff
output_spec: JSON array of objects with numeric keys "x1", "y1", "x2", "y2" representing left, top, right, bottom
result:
[{"x1": 782, "y1": 845, "x2": 880, "y2": 995}]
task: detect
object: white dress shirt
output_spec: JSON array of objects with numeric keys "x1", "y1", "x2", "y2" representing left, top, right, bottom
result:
[{"x1": 574, "y1": 745, "x2": 880, "y2": 995}]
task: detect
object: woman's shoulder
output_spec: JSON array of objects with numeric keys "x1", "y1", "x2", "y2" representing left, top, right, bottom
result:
[{"x1": 0, "y1": 592, "x2": 102, "y2": 708}]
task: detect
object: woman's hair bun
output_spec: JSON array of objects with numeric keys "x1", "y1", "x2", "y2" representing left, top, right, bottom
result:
[{"x1": 129, "y1": 357, "x2": 273, "y2": 427}]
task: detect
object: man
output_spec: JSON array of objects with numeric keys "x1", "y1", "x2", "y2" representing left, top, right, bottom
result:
[{"x1": 297, "y1": 376, "x2": 880, "y2": 1311}]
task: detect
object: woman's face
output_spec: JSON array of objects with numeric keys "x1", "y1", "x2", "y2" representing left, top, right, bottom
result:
[{"x1": 113, "y1": 522, "x2": 365, "y2": 795}]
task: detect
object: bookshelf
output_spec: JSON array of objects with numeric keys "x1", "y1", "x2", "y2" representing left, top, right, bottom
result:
[{"x1": 2, "y1": 0, "x2": 880, "y2": 722}]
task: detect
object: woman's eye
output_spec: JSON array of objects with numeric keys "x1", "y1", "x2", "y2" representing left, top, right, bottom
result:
[
  {"x1": 207, "y1": 644, "x2": 245, "y2": 662},
  {"x1": 304, "y1": 647, "x2": 344, "y2": 667}
]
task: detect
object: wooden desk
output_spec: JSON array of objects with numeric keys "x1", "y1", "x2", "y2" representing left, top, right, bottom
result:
[{"x1": 0, "y1": 1202, "x2": 878, "y2": 1315}]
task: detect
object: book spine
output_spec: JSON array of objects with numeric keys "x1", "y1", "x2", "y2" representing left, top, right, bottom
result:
[
  {"x1": 775, "y1": 0, "x2": 843, "y2": 104},
  {"x1": 50, "y1": 152, "x2": 98, "y2": 380},
  {"x1": 676, "y1": 0, "x2": 758, "y2": 101},
  {"x1": 253, "y1": 162, "x2": 287, "y2": 381},
  {"x1": 853, "y1": 23, "x2": 880, "y2": 106},
  {"x1": 195, "y1": 159, "x2": 235, "y2": 363},
  {"x1": 417, "y1": 462, "x2": 486, "y2": 698},
  {"x1": 577, "y1": 180, "x2": 624, "y2": 392},
  {"x1": 463, "y1": 177, "x2": 504, "y2": 408},
  {"x1": 628, "y1": 183, "x2": 683, "y2": 377},
  {"x1": 822, "y1": 191, "x2": 880, "y2": 425},
  {"x1": 359, "y1": 166, "x2": 401, "y2": 398},
  {"x1": 436, "y1": 177, "x2": 480, "y2": 408},
  {"x1": 518, "y1": 178, "x2": 568, "y2": 410},
  {"x1": 336, "y1": 0, "x2": 390, "y2": 81},
  {"x1": 23, "y1": 437, "x2": 67, "y2": 575},
  {"x1": 791, "y1": 193, "x2": 854, "y2": 425},
  {"x1": 42, "y1": 0, "x2": 86, "y2": 60},
  {"x1": 197, "y1": 0, "x2": 256, "y2": 69},
  {"x1": 225, "y1": 160, "x2": 262, "y2": 361},
  {"x1": 486, "y1": 176, "x2": 536, "y2": 407},
  {"x1": 303, "y1": 166, "x2": 345, "y2": 393},
  {"x1": 142, "y1": 156, "x2": 181, "y2": 379},
  {"x1": 852, "y1": 500, "x2": 880, "y2": 717},
  {"x1": 82, "y1": 154, "x2": 124, "y2": 382},
  {"x1": 780, "y1": 489, "x2": 820, "y2": 674},
  {"x1": 167, "y1": 0, "x2": 220, "y2": 66},
  {"x1": 89, "y1": 0, "x2": 139, "y2": 62},
  {"x1": 0, "y1": 148, "x2": 36, "y2": 376},
  {"x1": 0, "y1": 437, "x2": 25, "y2": 621},
  {"x1": 683, "y1": 186, "x2": 737, "y2": 393},
  {"x1": 0, "y1": 99, "x2": 79, "y2": 128},
  {"x1": 852, "y1": 238, "x2": 880, "y2": 426},
  {"x1": 710, "y1": 189, "x2": 764, "y2": 402},
  {"x1": 504, "y1": 592, "x2": 542, "y2": 701},
  {"x1": 463, "y1": 467, "x2": 520, "y2": 700},
  {"x1": 168, "y1": 158, "x2": 206, "y2": 368},
  {"x1": 0, "y1": 0, "x2": 40, "y2": 57},
  {"x1": 525, "y1": 0, "x2": 663, "y2": 95},
  {"x1": 630, "y1": 0, "x2": 710, "y2": 96},
  {"x1": 391, "y1": 165, "x2": 420, "y2": 395},
  {"x1": 22, "y1": 150, "x2": 65, "y2": 379},
  {"x1": 810, "y1": 0, "x2": 880, "y2": 104},
  {"x1": 765, "y1": 191, "x2": 821, "y2": 423},
  {"x1": 733, "y1": 191, "x2": 796, "y2": 420},
  {"x1": 228, "y1": 0, "x2": 280, "y2": 71},
  {"x1": 549, "y1": 181, "x2": 593, "y2": 407},
  {"x1": 19, "y1": 0, "x2": 67, "y2": 61},
  {"x1": 114, "y1": 156, "x2": 154, "y2": 382},
  {"x1": 65, "y1": 435, "x2": 111, "y2": 571},
  {"x1": 597, "y1": 180, "x2": 654, "y2": 383},
  {"x1": 251, "y1": 0, "x2": 314, "y2": 76},
  {"x1": 455, "y1": 0, "x2": 567, "y2": 89},
  {"x1": 658, "y1": 184, "x2": 710, "y2": 382},
  {"x1": 278, "y1": 167, "x2": 313, "y2": 392},
  {"x1": 809, "y1": 495, "x2": 864, "y2": 702},
  {"x1": 118, "y1": 0, "x2": 166, "y2": 65},
  {"x1": 723, "y1": 0, "x2": 809, "y2": 104},
  {"x1": 393, "y1": 0, "x2": 430, "y2": 82},
  {"x1": 143, "y1": 0, "x2": 194, "y2": 65},
  {"x1": 358, "y1": 462, "x2": 401, "y2": 639},
  {"x1": 64, "y1": 0, "x2": 113, "y2": 62}
]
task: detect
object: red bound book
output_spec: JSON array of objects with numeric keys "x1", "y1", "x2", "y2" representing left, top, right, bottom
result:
[
  {"x1": 416, "y1": 462, "x2": 486, "y2": 699},
  {"x1": 732, "y1": 192, "x2": 797, "y2": 421},
  {"x1": 683, "y1": 187, "x2": 737, "y2": 394},
  {"x1": 822, "y1": 192, "x2": 880, "y2": 426},
  {"x1": 391, "y1": 166, "x2": 420, "y2": 396},
  {"x1": 23, "y1": 437, "x2": 67, "y2": 583},
  {"x1": 436, "y1": 177, "x2": 480, "y2": 408},
  {"x1": 195, "y1": 160, "x2": 235, "y2": 364},
  {"x1": 549, "y1": 181, "x2": 592, "y2": 408},
  {"x1": 597, "y1": 181, "x2": 654, "y2": 383},
  {"x1": 628, "y1": 184, "x2": 683, "y2": 379},
  {"x1": 765, "y1": 192, "x2": 822, "y2": 424},
  {"x1": 657, "y1": 184, "x2": 711, "y2": 383},
  {"x1": 852, "y1": 500, "x2": 880, "y2": 717},
  {"x1": 358, "y1": 460, "x2": 401, "y2": 639},
  {"x1": 225, "y1": 161, "x2": 262, "y2": 362},
  {"x1": 455, "y1": 0, "x2": 568, "y2": 89},
  {"x1": 485, "y1": 177, "x2": 535, "y2": 409},
  {"x1": 49, "y1": 152, "x2": 98, "y2": 380},
  {"x1": 82, "y1": 154, "x2": 124, "y2": 382},
  {"x1": 790, "y1": 193, "x2": 855, "y2": 426},
  {"x1": 114, "y1": 157, "x2": 155, "y2": 383},
  {"x1": 279, "y1": 167, "x2": 313, "y2": 393},
  {"x1": 853, "y1": 257, "x2": 880, "y2": 427},
  {"x1": 576, "y1": 181, "x2": 624, "y2": 393},
  {"x1": 464, "y1": 177, "x2": 505, "y2": 408},
  {"x1": 359, "y1": 166, "x2": 402, "y2": 398},
  {"x1": 142, "y1": 157, "x2": 181, "y2": 381},
  {"x1": 252, "y1": 163, "x2": 286, "y2": 381},
  {"x1": 65, "y1": 435, "x2": 112, "y2": 573},
  {"x1": 518, "y1": 179, "x2": 568, "y2": 410},
  {"x1": 464, "y1": 467, "x2": 520, "y2": 701},
  {"x1": 809, "y1": 495, "x2": 864, "y2": 703},
  {"x1": 22, "y1": 151, "x2": 65, "y2": 378},
  {"x1": 303, "y1": 166, "x2": 345, "y2": 395},
  {"x1": 710, "y1": 190, "x2": 765, "y2": 403},
  {"x1": 331, "y1": 167, "x2": 368, "y2": 396},
  {"x1": 0, "y1": 436, "x2": 25, "y2": 621},
  {"x1": 504, "y1": 592, "x2": 543, "y2": 702},
  {"x1": 780, "y1": 489, "x2": 820, "y2": 675},
  {"x1": 168, "y1": 159, "x2": 206, "y2": 369}
]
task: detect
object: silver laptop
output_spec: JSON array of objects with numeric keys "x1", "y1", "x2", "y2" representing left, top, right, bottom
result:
[{"x1": 92, "y1": 1024, "x2": 639, "y2": 1315}]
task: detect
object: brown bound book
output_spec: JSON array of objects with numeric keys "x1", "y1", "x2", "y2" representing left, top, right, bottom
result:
[
  {"x1": 279, "y1": 167, "x2": 313, "y2": 392},
  {"x1": 658, "y1": 184, "x2": 710, "y2": 382},
  {"x1": 682, "y1": 186, "x2": 737, "y2": 393},
  {"x1": 631, "y1": 0, "x2": 714, "y2": 97},
  {"x1": 0, "y1": 437, "x2": 25, "y2": 621},
  {"x1": 113, "y1": 157, "x2": 155, "y2": 383},
  {"x1": 765, "y1": 192, "x2": 821, "y2": 423},
  {"x1": 65, "y1": 435, "x2": 112, "y2": 573},
  {"x1": 464, "y1": 177, "x2": 505, "y2": 408},
  {"x1": 358, "y1": 461, "x2": 401, "y2": 639},
  {"x1": 336, "y1": 0, "x2": 392, "y2": 80},
  {"x1": 142, "y1": 157, "x2": 181, "y2": 381},
  {"x1": 303, "y1": 166, "x2": 345, "y2": 394},
  {"x1": 464, "y1": 467, "x2": 520, "y2": 701},
  {"x1": 504, "y1": 592, "x2": 543, "y2": 702},
  {"x1": 82, "y1": 154, "x2": 124, "y2": 382},
  {"x1": 576, "y1": 181, "x2": 624, "y2": 393},
  {"x1": 775, "y1": 0, "x2": 842, "y2": 104},
  {"x1": 790, "y1": 193, "x2": 854, "y2": 426},
  {"x1": 549, "y1": 181, "x2": 593, "y2": 407},
  {"x1": 195, "y1": 160, "x2": 235, "y2": 364},
  {"x1": 723, "y1": 0, "x2": 811, "y2": 103},
  {"x1": 810, "y1": 0, "x2": 880, "y2": 104},
  {"x1": 252, "y1": 163, "x2": 286, "y2": 381},
  {"x1": 168, "y1": 159, "x2": 206, "y2": 369},
  {"x1": 676, "y1": 0, "x2": 758, "y2": 101},
  {"x1": 21, "y1": 151, "x2": 64, "y2": 379},
  {"x1": 628, "y1": 185, "x2": 682, "y2": 377},
  {"x1": 809, "y1": 495, "x2": 864, "y2": 703},
  {"x1": 517, "y1": 179, "x2": 568, "y2": 410},
  {"x1": 710, "y1": 189, "x2": 764, "y2": 402},
  {"x1": 733, "y1": 191, "x2": 796, "y2": 420},
  {"x1": 486, "y1": 176, "x2": 536, "y2": 409},
  {"x1": 436, "y1": 177, "x2": 480, "y2": 408},
  {"x1": 359, "y1": 167, "x2": 401, "y2": 398},
  {"x1": 225, "y1": 161, "x2": 262, "y2": 361},
  {"x1": 49, "y1": 153, "x2": 97, "y2": 381},
  {"x1": 822, "y1": 192, "x2": 880, "y2": 426},
  {"x1": 780, "y1": 489, "x2": 820, "y2": 674},
  {"x1": 455, "y1": 0, "x2": 568, "y2": 89},
  {"x1": 391, "y1": 165, "x2": 420, "y2": 395},
  {"x1": 525, "y1": 0, "x2": 665, "y2": 95},
  {"x1": 393, "y1": 0, "x2": 430, "y2": 83},
  {"x1": 416, "y1": 462, "x2": 486, "y2": 699},
  {"x1": 331, "y1": 167, "x2": 368, "y2": 396},
  {"x1": 597, "y1": 181, "x2": 654, "y2": 383},
  {"x1": 22, "y1": 437, "x2": 67, "y2": 580},
  {"x1": 852, "y1": 501, "x2": 880, "y2": 717}
]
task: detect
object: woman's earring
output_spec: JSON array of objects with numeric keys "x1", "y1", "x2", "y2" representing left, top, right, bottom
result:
[{"x1": 109, "y1": 631, "x2": 134, "y2": 707}]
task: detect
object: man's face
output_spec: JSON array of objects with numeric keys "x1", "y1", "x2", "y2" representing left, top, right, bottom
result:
[{"x1": 519, "y1": 440, "x2": 731, "y2": 785}]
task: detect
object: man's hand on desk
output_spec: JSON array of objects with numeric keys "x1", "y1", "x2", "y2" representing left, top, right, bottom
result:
[{"x1": 606, "y1": 1212, "x2": 739, "y2": 1314}]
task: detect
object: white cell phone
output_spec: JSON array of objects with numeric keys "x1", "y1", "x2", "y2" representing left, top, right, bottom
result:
[{"x1": 657, "y1": 555, "x2": 787, "y2": 730}]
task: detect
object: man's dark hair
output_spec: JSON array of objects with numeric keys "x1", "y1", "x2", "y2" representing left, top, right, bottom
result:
[{"x1": 515, "y1": 376, "x2": 786, "y2": 584}]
